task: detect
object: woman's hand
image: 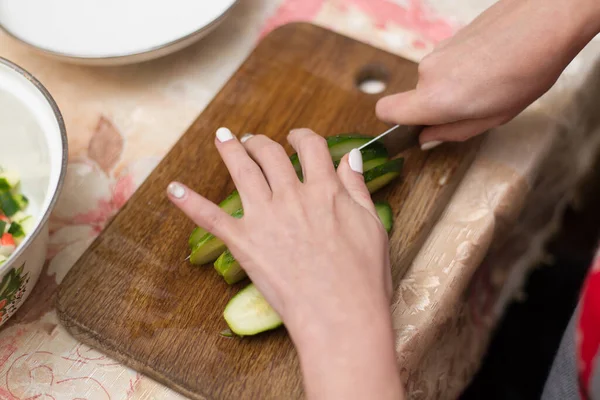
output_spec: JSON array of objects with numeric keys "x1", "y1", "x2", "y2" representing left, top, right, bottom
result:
[
  {"x1": 167, "y1": 128, "x2": 403, "y2": 400},
  {"x1": 376, "y1": 0, "x2": 600, "y2": 150}
]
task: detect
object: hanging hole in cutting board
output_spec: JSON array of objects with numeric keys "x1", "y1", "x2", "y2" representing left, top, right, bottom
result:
[{"x1": 356, "y1": 64, "x2": 389, "y2": 94}]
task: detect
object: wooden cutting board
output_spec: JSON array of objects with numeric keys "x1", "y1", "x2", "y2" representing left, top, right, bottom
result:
[{"x1": 56, "y1": 23, "x2": 481, "y2": 400}]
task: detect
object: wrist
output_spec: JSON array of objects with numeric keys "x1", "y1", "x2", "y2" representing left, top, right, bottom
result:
[
  {"x1": 558, "y1": 0, "x2": 600, "y2": 45},
  {"x1": 287, "y1": 299, "x2": 403, "y2": 399}
]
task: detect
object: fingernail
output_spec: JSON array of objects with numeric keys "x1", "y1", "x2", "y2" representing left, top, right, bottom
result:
[
  {"x1": 421, "y1": 141, "x2": 442, "y2": 151},
  {"x1": 240, "y1": 133, "x2": 254, "y2": 143},
  {"x1": 348, "y1": 148, "x2": 363, "y2": 174},
  {"x1": 216, "y1": 127, "x2": 235, "y2": 143},
  {"x1": 167, "y1": 182, "x2": 186, "y2": 199}
]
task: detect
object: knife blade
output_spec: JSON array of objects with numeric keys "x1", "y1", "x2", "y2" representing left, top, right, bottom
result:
[{"x1": 357, "y1": 124, "x2": 424, "y2": 156}]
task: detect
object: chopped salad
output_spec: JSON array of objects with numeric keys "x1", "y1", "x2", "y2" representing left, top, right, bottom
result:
[{"x1": 0, "y1": 168, "x2": 33, "y2": 265}]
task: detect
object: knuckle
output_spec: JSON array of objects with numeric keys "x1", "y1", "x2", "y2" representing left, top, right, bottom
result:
[
  {"x1": 202, "y1": 211, "x2": 224, "y2": 233},
  {"x1": 234, "y1": 162, "x2": 262, "y2": 181}
]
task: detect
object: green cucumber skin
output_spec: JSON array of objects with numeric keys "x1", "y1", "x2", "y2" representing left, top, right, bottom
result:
[
  {"x1": 214, "y1": 250, "x2": 247, "y2": 284},
  {"x1": 190, "y1": 209, "x2": 243, "y2": 265},
  {"x1": 362, "y1": 157, "x2": 389, "y2": 172},
  {"x1": 188, "y1": 190, "x2": 242, "y2": 249},
  {"x1": 364, "y1": 158, "x2": 403, "y2": 194},
  {"x1": 374, "y1": 202, "x2": 393, "y2": 233},
  {"x1": 190, "y1": 235, "x2": 228, "y2": 265},
  {"x1": 223, "y1": 283, "x2": 283, "y2": 336},
  {"x1": 291, "y1": 134, "x2": 388, "y2": 179}
]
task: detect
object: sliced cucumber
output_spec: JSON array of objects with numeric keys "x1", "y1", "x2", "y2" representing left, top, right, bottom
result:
[
  {"x1": 327, "y1": 134, "x2": 386, "y2": 162},
  {"x1": 14, "y1": 194, "x2": 28, "y2": 211},
  {"x1": 363, "y1": 157, "x2": 389, "y2": 171},
  {"x1": 8, "y1": 222, "x2": 24, "y2": 238},
  {"x1": 0, "y1": 170, "x2": 20, "y2": 191},
  {"x1": 190, "y1": 209, "x2": 243, "y2": 265},
  {"x1": 375, "y1": 202, "x2": 393, "y2": 233},
  {"x1": 189, "y1": 190, "x2": 242, "y2": 249},
  {"x1": 365, "y1": 158, "x2": 404, "y2": 194},
  {"x1": 291, "y1": 134, "x2": 388, "y2": 178},
  {"x1": 333, "y1": 145, "x2": 389, "y2": 170},
  {"x1": 214, "y1": 249, "x2": 246, "y2": 284},
  {"x1": 0, "y1": 192, "x2": 20, "y2": 217},
  {"x1": 223, "y1": 283, "x2": 282, "y2": 336},
  {"x1": 18, "y1": 216, "x2": 35, "y2": 236}
]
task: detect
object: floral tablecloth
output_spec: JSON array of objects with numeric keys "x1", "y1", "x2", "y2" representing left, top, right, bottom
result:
[{"x1": 1, "y1": 0, "x2": 599, "y2": 399}]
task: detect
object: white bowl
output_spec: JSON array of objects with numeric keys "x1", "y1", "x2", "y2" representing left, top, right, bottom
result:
[
  {"x1": 0, "y1": 0, "x2": 238, "y2": 66},
  {"x1": 0, "y1": 57, "x2": 67, "y2": 325}
]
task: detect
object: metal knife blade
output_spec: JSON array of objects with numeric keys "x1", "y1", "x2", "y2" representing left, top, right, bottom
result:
[{"x1": 357, "y1": 125, "x2": 424, "y2": 156}]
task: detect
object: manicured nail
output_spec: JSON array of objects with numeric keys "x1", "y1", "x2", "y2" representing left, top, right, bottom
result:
[
  {"x1": 421, "y1": 141, "x2": 442, "y2": 151},
  {"x1": 240, "y1": 133, "x2": 254, "y2": 143},
  {"x1": 216, "y1": 127, "x2": 234, "y2": 143},
  {"x1": 348, "y1": 148, "x2": 363, "y2": 174},
  {"x1": 167, "y1": 182, "x2": 186, "y2": 199}
]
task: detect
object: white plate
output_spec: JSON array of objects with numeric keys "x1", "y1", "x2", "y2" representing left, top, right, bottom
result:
[{"x1": 0, "y1": 0, "x2": 238, "y2": 65}]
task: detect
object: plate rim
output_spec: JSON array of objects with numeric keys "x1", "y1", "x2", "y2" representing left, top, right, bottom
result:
[{"x1": 0, "y1": 0, "x2": 239, "y2": 64}]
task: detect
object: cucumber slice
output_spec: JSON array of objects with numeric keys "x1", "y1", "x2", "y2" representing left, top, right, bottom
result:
[
  {"x1": 214, "y1": 249, "x2": 246, "y2": 284},
  {"x1": 363, "y1": 157, "x2": 389, "y2": 172},
  {"x1": 14, "y1": 194, "x2": 28, "y2": 211},
  {"x1": 189, "y1": 190, "x2": 242, "y2": 249},
  {"x1": 190, "y1": 209, "x2": 243, "y2": 265},
  {"x1": 8, "y1": 222, "x2": 24, "y2": 238},
  {"x1": 365, "y1": 158, "x2": 404, "y2": 194},
  {"x1": 0, "y1": 170, "x2": 20, "y2": 191},
  {"x1": 333, "y1": 146, "x2": 389, "y2": 170},
  {"x1": 375, "y1": 202, "x2": 393, "y2": 233},
  {"x1": 327, "y1": 134, "x2": 387, "y2": 162},
  {"x1": 0, "y1": 192, "x2": 20, "y2": 217},
  {"x1": 291, "y1": 134, "x2": 388, "y2": 178},
  {"x1": 18, "y1": 216, "x2": 35, "y2": 236},
  {"x1": 223, "y1": 283, "x2": 282, "y2": 336}
]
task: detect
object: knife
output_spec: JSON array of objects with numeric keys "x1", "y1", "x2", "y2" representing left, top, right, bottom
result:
[{"x1": 357, "y1": 125, "x2": 424, "y2": 156}]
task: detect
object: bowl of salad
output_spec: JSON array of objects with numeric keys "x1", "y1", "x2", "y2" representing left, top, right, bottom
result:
[{"x1": 0, "y1": 57, "x2": 67, "y2": 325}]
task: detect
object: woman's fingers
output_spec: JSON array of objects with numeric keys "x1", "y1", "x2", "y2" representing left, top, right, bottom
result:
[
  {"x1": 167, "y1": 182, "x2": 238, "y2": 241},
  {"x1": 240, "y1": 134, "x2": 300, "y2": 192},
  {"x1": 336, "y1": 150, "x2": 376, "y2": 215},
  {"x1": 418, "y1": 116, "x2": 506, "y2": 149},
  {"x1": 214, "y1": 127, "x2": 272, "y2": 203},
  {"x1": 287, "y1": 128, "x2": 336, "y2": 183}
]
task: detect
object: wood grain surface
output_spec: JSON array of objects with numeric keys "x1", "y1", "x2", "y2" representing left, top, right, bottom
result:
[{"x1": 56, "y1": 23, "x2": 481, "y2": 399}]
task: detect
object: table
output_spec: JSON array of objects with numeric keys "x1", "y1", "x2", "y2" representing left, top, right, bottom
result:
[{"x1": 1, "y1": 0, "x2": 599, "y2": 398}]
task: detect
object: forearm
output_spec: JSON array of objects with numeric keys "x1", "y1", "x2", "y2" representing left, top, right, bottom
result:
[
  {"x1": 289, "y1": 296, "x2": 404, "y2": 400},
  {"x1": 533, "y1": 0, "x2": 600, "y2": 63}
]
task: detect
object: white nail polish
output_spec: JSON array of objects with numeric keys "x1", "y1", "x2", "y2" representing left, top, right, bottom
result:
[
  {"x1": 216, "y1": 127, "x2": 234, "y2": 143},
  {"x1": 348, "y1": 148, "x2": 363, "y2": 174},
  {"x1": 240, "y1": 133, "x2": 254, "y2": 143},
  {"x1": 168, "y1": 182, "x2": 186, "y2": 199},
  {"x1": 421, "y1": 141, "x2": 442, "y2": 151}
]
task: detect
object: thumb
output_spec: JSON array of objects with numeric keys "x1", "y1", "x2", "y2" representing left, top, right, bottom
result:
[
  {"x1": 376, "y1": 89, "x2": 455, "y2": 126},
  {"x1": 337, "y1": 150, "x2": 376, "y2": 214},
  {"x1": 419, "y1": 116, "x2": 505, "y2": 149}
]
